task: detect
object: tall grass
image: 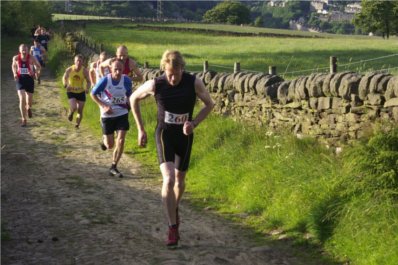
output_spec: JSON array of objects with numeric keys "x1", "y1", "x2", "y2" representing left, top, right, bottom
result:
[{"x1": 48, "y1": 30, "x2": 398, "y2": 264}]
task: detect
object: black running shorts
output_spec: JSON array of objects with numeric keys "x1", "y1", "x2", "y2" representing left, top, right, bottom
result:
[
  {"x1": 16, "y1": 76, "x2": 34, "y2": 93},
  {"x1": 155, "y1": 126, "x2": 194, "y2": 172},
  {"x1": 67, "y1": 91, "x2": 86, "y2": 102},
  {"x1": 101, "y1": 114, "x2": 130, "y2": 135}
]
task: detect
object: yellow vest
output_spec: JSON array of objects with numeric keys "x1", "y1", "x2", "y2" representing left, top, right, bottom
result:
[{"x1": 68, "y1": 65, "x2": 86, "y2": 93}]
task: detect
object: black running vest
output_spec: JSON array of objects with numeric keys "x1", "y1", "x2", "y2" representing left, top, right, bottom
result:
[{"x1": 154, "y1": 72, "x2": 196, "y2": 130}]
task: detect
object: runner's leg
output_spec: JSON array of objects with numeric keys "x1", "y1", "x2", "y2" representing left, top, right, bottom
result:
[
  {"x1": 17, "y1": 90, "x2": 27, "y2": 122},
  {"x1": 68, "y1": 98, "x2": 77, "y2": 121},
  {"x1": 174, "y1": 170, "x2": 186, "y2": 206},
  {"x1": 104, "y1": 134, "x2": 114, "y2": 149},
  {"x1": 161, "y1": 162, "x2": 177, "y2": 226},
  {"x1": 75, "y1": 100, "x2": 85, "y2": 127},
  {"x1": 112, "y1": 130, "x2": 126, "y2": 166},
  {"x1": 26, "y1": 91, "x2": 33, "y2": 110}
]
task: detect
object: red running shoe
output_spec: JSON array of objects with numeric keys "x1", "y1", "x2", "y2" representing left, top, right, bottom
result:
[{"x1": 166, "y1": 226, "x2": 179, "y2": 247}]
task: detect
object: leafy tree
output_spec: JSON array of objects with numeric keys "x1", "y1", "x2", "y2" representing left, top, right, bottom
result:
[
  {"x1": 254, "y1": 16, "x2": 264, "y2": 27},
  {"x1": 353, "y1": 0, "x2": 398, "y2": 38},
  {"x1": 1, "y1": 1, "x2": 53, "y2": 36},
  {"x1": 203, "y1": 1, "x2": 250, "y2": 25},
  {"x1": 259, "y1": 1, "x2": 310, "y2": 29}
]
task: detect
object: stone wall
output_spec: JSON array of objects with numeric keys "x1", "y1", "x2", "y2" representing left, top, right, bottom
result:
[
  {"x1": 66, "y1": 33, "x2": 398, "y2": 146},
  {"x1": 141, "y1": 68, "x2": 398, "y2": 146}
]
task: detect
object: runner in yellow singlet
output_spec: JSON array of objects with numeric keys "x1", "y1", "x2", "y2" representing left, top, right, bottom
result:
[{"x1": 62, "y1": 54, "x2": 91, "y2": 128}]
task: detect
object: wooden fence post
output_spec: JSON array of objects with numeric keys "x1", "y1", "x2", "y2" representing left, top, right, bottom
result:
[
  {"x1": 269, "y1": 66, "x2": 276, "y2": 75},
  {"x1": 203, "y1": 60, "x2": 208, "y2": 72},
  {"x1": 330, "y1": 56, "x2": 337, "y2": 74},
  {"x1": 234, "y1": 62, "x2": 240, "y2": 73}
]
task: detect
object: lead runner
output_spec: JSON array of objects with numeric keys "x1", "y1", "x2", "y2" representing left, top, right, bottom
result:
[{"x1": 130, "y1": 50, "x2": 215, "y2": 247}]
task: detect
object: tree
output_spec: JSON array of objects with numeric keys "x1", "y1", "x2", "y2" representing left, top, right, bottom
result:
[
  {"x1": 203, "y1": 1, "x2": 250, "y2": 25},
  {"x1": 1, "y1": 1, "x2": 53, "y2": 36},
  {"x1": 353, "y1": 0, "x2": 398, "y2": 38}
]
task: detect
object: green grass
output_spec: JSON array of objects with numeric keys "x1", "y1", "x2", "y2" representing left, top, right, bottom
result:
[
  {"x1": 52, "y1": 13, "x2": 129, "y2": 21},
  {"x1": 80, "y1": 22, "x2": 398, "y2": 79},
  {"x1": 46, "y1": 27, "x2": 398, "y2": 265}
]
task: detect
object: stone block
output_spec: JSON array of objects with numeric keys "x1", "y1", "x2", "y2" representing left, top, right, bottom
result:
[
  {"x1": 332, "y1": 97, "x2": 343, "y2": 109},
  {"x1": 384, "y1": 98, "x2": 398, "y2": 107},
  {"x1": 308, "y1": 73, "x2": 327, "y2": 97},
  {"x1": 392, "y1": 107, "x2": 398, "y2": 121},
  {"x1": 367, "y1": 93, "x2": 385, "y2": 105},
  {"x1": 317, "y1": 97, "x2": 332, "y2": 110},
  {"x1": 330, "y1": 71, "x2": 353, "y2": 97},
  {"x1": 338, "y1": 73, "x2": 362, "y2": 100},
  {"x1": 358, "y1": 72, "x2": 378, "y2": 100},
  {"x1": 295, "y1": 76, "x2": 309, "y2": 100},
  {"x1": 322, "y1": 73, "x2": 335, "y2": 97},
  {"x1": 277, "y1": 81, "x2": 290, "y2": 105},
  {"x1": 309, "y1": 97, "x2": 318, "y2": 109}
]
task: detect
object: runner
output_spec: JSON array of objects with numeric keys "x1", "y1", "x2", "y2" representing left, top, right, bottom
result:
[
  {"x1": 35, "y1": 27, "x2": 50, "y2": 51},
  {"x1": 62, "y1": 54, "x2": 91, "y2": 129},
  {"x1": 99, "y1": 45, "x2": 143, "y2": 83},
  {"x1": 90, "y1": 60, "x2": 133, "y2": 178},
  {"x1": 130, "y1": 50, "x2": 215, "y2": 247},
  {"x1": 30, "y1": 39, "x2": 46, "y2": 84},
  {"x1": 11, "y1": 44, "x2": 42, "y2": 127},
  {"x1": 89, "y1": 51, "x2": 109, "y2": 85}
]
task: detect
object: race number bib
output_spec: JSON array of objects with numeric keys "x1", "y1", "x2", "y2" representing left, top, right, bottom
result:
[
  {"x1": 20, "y1": 68, "x2": 29, "y2": 75},
  {"x1": 33, "y1": 51, "x2": 40, "y2": 56},
  {"x1": 164, "y1": 111, "x2": 189, "y2": 124},
  {"x1": 111, "y1": 96, "x2": 126, "y2": 104}
]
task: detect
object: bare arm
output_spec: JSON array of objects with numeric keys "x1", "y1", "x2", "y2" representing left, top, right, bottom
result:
[
  {"x1": 31, "y1": 56, "x2": 41, "y2": 75},
  {"x1": 83, "y1": 68, "x2": 91, "y2": 93},
  {"x1": 11, "y1": 56, "x2": 18, "y2": 80},
  {"x1": 129, "y1": 80, "x2": 155, "y2": 147},
  {"x1": 99, "y1": 58, "x2": 111, "y2": 77},
  {"x1": 90, "y1": 88, "x2": 113, "y2": 114},
  {"x1": 130, "y1": 59, "x2": 143, "y2": 83},
  {"x1": 41, "y1": 47, "x2": 47, "y2": 61},
  {"x1": 62, "y1": 67, "x2": 71, "y2": 89},
  {"x1": 183, "y1": 77, "x2": 215, "y2": 135},
  {"x1": 89, "y1": 62, "x2": 96, "y2": 85}
]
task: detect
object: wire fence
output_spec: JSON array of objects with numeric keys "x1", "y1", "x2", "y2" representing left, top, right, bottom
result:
[{"x1": 189, "y1": 53, "x2": 398, "y2": 78}]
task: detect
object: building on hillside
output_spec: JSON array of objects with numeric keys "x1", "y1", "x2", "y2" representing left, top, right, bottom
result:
[
  {"x1": 310, "y1": 1, "x2": 328, "y2": 12},
  {"x1": 345, "y1": 3, "x2": 362, "y2": 14},
  {"x1": 268, "y1": 0, "x2": 286, "y2": 7},
  {"x1": 329, "y1": 11, "x2": 355, "y2": 22}
]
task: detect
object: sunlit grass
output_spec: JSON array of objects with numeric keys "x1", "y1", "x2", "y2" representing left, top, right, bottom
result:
[
  {"x1": 81, "y1": 22, "x2": 398, "y2": 78},
  {"x1": 47, "y1": 28, "x2": 398, "y2": 265}
]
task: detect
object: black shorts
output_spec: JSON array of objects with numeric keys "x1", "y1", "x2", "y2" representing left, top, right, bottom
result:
[
  {"x1": 16, "y1": 76, "x2": 34, "y2": 93},
  {"x1": 67, "y1": 92, "x2": 86, "y2": 102},
  {"x1": 101, "y1": 114, "x2": 129, "y2": 135},
  {"x1": 155, "y1": 126, "x2": 194, "y2": 172}
]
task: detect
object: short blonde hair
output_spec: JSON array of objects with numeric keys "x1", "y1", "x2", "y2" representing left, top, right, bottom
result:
[{"x1": 160, "y1": 50, "x2": 186, "y2": 70}]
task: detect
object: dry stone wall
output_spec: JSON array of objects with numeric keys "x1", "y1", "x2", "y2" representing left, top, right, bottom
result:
[
  {"x1": 141, "y1": 68, "x2": 398, "y2": 146},
  {"x1": 67, "y1": 33, "x2": 398, "y2": 146}
]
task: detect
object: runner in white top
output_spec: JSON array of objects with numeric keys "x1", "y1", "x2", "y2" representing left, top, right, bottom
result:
[
  {"x1": 89, "y1": 51, "x2": 109, "y2": 86},
  {"x1": 90, "y1": 59, "x2": 133, "y2": 178}
]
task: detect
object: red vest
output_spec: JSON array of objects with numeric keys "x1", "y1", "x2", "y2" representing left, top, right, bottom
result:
[
  {"x1": 17, "y1": 54, "x2": 33, "y2": 77},
  {"x1": 123, "y1": 58, "x2": 131, "y2": 75}
]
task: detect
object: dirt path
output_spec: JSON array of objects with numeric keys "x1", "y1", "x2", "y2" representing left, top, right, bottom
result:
[{"x1": 1, "y1": 47, "x2": 330, "y2": 265}]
